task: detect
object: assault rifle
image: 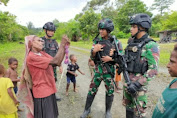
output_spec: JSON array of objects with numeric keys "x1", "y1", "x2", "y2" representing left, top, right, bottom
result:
[{"x1": 112, "y1": 36, "x2": 142, "y2": 118}]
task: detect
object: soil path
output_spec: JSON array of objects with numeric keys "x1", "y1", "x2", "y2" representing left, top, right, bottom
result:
[{"x1": 19, "y1": 46, "x2": 172, "y2": 118}]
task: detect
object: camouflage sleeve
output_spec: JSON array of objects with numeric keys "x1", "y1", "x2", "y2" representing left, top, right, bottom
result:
[{"x1": 139, "y1": 41, "x2": 160, "y2": 84}]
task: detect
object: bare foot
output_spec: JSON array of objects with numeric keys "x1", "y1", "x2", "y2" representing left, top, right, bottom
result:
[
  {"x1": 66, "y1": 92, "x2": 69, "y2": 96},
  {"x1": 74, "y1": 88, "x2": 78, "y2": 92}
]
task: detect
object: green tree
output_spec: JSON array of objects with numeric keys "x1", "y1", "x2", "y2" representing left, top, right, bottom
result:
[
  {"x1": 27, "y1": 21, "x2": 34, "y2": 30},
  {"x1": 78, "y1": 8, "x2": 101, "y2": 41},
  {"x1": 151, "y1": 0, "x2": 174, "y2": 15},
  {"x1": 0, "y1": 0, "x2": 10, "y2": 6},
  {"x1": 161, "y1": 11, "x2": 177, "y2": 30},
  {"x1": 149, "y1": 14, "x2": 162, "y2": 36},
  {"x1": 74, "y1": 13, "x2": 83, "y2": 21},
  {"x1": 54, "y1": 22, "x2": 67, "y2": 40},
  {"x1": 12, "y1": 24, "x2": 29, "y2": 41},
  {"x1": 54, "y1": 20, "x2": 81, "y2": 41},
  {"x1": 101, "y1": 6, "x2": 117, "y2": 20},
  {"x1": 53, "y1": 19, "x2": 59, "y2": 28},
  {"x1": 101, "y1": 6, "x2": 125, "y2": 38},
  {"x1": 82, "y1": 0, "x2": 110, "y2": 11},
  {"x1": 66, "y1": 20, "x2": 80, "y2": 41},
  {"x1": 115, "y1": 0, "x2": 128, "y2": 8},
  {"x1": 27, "y1": 21, "x2": 41, "y2": 35},
  {"x1": 116, "y1": 0, "x2": 152, "y2": 33},
  {"x1": 0, "y1": 11, "x2": 28, "y2": 41}
]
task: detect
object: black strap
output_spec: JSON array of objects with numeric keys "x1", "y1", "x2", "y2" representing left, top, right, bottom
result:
[{"x1": 138, "y1": 38, "x2": 155, "y2": 48}]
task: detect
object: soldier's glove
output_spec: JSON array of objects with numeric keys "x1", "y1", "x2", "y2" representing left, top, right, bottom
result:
[{"x1": 127, "y1": 81, "x2": 142, "y2": 95}]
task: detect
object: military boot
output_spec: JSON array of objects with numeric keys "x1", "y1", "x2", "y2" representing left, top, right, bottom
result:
[
  {"x1": 105, "y1": 95, "x2": 114, "y2": 118},
  {"x1": 80, "y1": 94, "x2": 95, "y2": 118},
  {"x1": 126, "y1": 107, "x2": 136, "y2": 118}
]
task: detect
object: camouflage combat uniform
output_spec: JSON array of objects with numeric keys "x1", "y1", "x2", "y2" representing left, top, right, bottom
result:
[
  {"x1": 89, "y1": 37, "x2": 123, "y2": 96},
  {"x1": 123, "y1": 34, "x2": 160, "y2": 117}
]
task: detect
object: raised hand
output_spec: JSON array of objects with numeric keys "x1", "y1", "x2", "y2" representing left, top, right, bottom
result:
[
  {"x1": 93, "y1": 44, "x2": 103, "y2": 53},
  {"x1": 61, "y1": 35, "x2": 70, "y2": 46}
]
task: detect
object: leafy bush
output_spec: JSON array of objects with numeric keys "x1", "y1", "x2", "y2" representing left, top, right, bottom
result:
[{"x1": 0, "y1": 11, "x2": 29, "y2": 42}]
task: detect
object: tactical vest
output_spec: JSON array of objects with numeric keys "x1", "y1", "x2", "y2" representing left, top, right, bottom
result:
[
  {"x1": 42, "y1": 37, "x2": 58, "y2": 57},
  {"x1": 94, "y1": 37, "x2": 114, "y2": 65},
  {"x1": 125, "y1": 38, "x2": 155, "y2": 74}
]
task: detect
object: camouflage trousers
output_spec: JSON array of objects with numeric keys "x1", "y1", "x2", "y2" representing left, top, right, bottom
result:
[
  {"x1": 123, "y1": 85, "x2": 148, "y2": 117},
  {"x1": 88, "y1": 72, "x2": 114, "y2": 96}
]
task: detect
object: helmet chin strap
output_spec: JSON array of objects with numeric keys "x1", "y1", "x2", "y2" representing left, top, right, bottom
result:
[
  {"x1": 132, "y1": 25, "x2": 145, "y2": 38},
  {"x1": 45, "y1": 30, "x2": 52, "y2": 38}
]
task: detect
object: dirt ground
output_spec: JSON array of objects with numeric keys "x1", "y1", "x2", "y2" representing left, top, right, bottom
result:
[{"x1": 18, "y1": 46, "x2": 173, "y2": 118}]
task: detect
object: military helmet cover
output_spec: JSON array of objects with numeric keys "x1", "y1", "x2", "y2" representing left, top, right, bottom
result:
[
  {"x1": 129, "y1": 13, "x2": 151, "y2": 29},
  {"x1": 98, "y1": 18, "x2": 114, "y2": 32},
  {"x1": 43, "y1": 22, "x2": 56, "y2": 31}
]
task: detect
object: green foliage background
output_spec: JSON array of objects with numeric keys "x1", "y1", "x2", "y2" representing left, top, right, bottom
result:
[
  {"x1": 0, "y1": 0, "x2": 176, "y2": 73},
  {"x1": 0, "y1": 0, "x2": 177, "y2": 42},
  {"x1": 0, "y1": 11, "x2": 29, "y2": 42}
]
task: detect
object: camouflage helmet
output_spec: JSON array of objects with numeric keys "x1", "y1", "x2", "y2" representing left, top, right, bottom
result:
[
  {"x1": 43, "y1": 22, "x2": 56, "y2": 31},
  {"x1": 129, "y1": 13, "x2": 151, "y2": 29},
  {"x1": 98, "y1": 18, "x2": 114, "y2": 33}
]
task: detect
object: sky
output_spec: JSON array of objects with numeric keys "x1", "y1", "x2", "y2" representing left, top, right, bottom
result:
[{"x1": 0, "y1": 0, "x2": 177, "y2": 28}]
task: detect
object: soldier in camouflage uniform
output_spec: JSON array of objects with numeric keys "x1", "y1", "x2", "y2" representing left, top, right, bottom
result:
[
  {"x1": 80, "y1": 19, "x2": 123, "y2": 118},
  {"x1": 123, "y1": 13, "x2": 160, "y2": 118},
  {"x1": 42, "y1": 22, "x2": 62, "y2": 101}
]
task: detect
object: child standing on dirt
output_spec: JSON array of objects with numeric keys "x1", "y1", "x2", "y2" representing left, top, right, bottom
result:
[
  {"x1": 66, "y1": 54, "x2": 85, "y2": 96},
  {"x1": 88, "y1": 58, "x2": 95, "y2": 79},
  {"x1": 6, "y1": 57, "x2": 20, "y2": 94},
  {"x1": 152, "y1": 44, "x2": 177, "y2": 118},
  {"x1": 0, "y1": 64, "x2": 19, "y2": 118}
]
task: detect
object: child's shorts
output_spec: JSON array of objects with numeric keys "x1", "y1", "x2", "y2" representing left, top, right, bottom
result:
[
  {"x1": 13, "y1": 86, "x2": 18, "y2": 94},
  {"x1": 67, "y1": 76, "x2": 76, "y2": 84}
]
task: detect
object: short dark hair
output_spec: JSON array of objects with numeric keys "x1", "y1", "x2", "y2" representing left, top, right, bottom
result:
[
  {"x1": 69, "y1": 54, "x2": 74, "y2": 60},
  {"x1": 0, "y1": 64, "x2": 6, "y2": 76},
  {"x1": 8, "y1": 57, "x2": 18, "y2": 65}
]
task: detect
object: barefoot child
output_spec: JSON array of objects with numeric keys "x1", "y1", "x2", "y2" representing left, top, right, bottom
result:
[
  {"x1": 152, "y1": 44, "x2": 177, "y2": 118},
  {"x1": 66, "y1": 54, "x2": 85, "y2": 95},
  {"x1": 0, "y1": 64, "x2": 19, "y2": 118},
  {"x1": 6, "y1": 57, "x2": 20, "y2": 94}
]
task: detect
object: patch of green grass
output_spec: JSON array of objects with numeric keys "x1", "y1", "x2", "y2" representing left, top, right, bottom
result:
[
  {"x1": 0, "y1": 42, "x2": 25, "y2": 74},
  {"x1": 119, "y1": 38, "x2": 128, "y2": 48},
  {"x1": 152, "y1": 37, "x2": 160, "y2": 42},
  {"x1": 159, "y1": 43, "x2": 174, "y2": 66},
  {"x1": 70, "y1": 41, "x2": 93, "y2": 50},
  {"x1": 71, "y1": 47, "x2": 90, "y2": 54}
]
